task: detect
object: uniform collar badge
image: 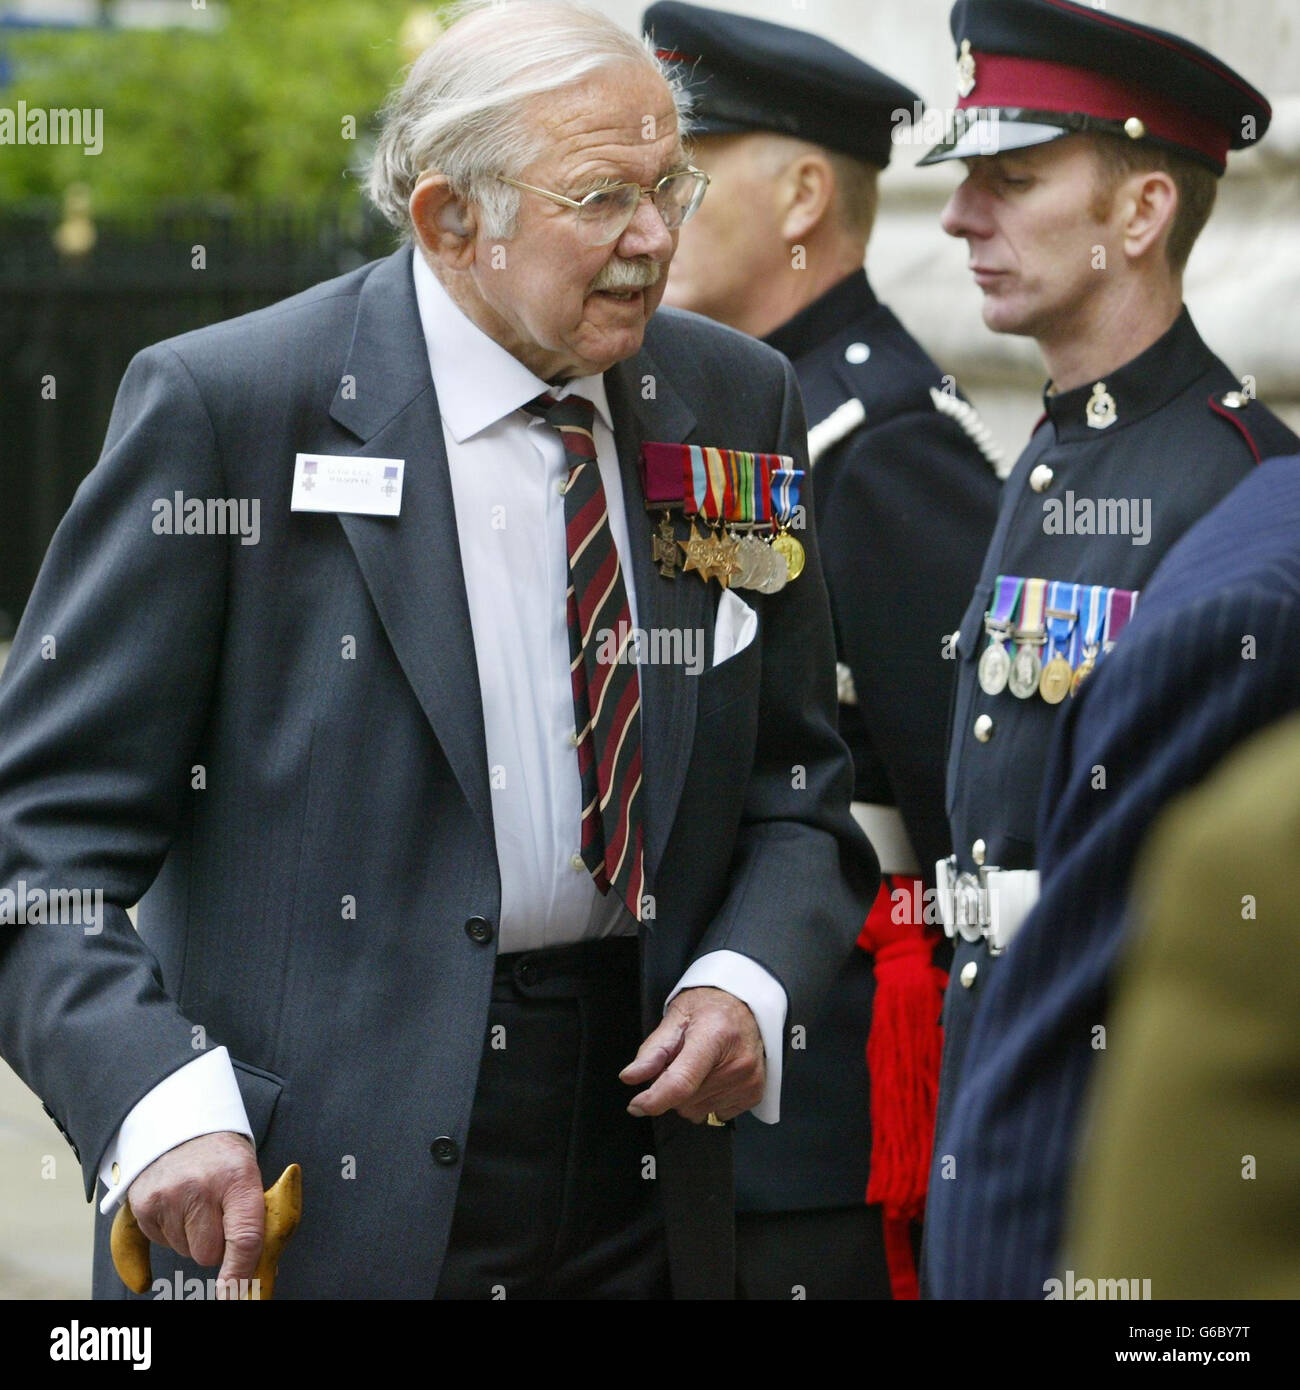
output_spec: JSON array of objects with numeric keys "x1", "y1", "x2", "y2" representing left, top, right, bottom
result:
[{"x1": 1085, "y1": 381, "x2": 1119, "y2": 430}]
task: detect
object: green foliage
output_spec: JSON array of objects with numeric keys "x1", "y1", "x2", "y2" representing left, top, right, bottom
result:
[{"x1": 0, "y1": 1, "x2": 443, "y2": 215}]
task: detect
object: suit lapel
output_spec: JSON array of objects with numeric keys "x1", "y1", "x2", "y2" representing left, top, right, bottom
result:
[
  {"x1": 604, "y1": 348, "x2": 705, "y2": 888},
  {"x1": 328, "y1": 249, "x2": 492, "y2": 840}
]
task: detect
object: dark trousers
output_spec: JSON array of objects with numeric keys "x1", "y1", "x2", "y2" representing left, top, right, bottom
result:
[
  {"x1": 736, "y1": 1204, "x2": 893, "y2": 1300},
  {"x1": 434, "y1": 936, "x2": 670, "y2": 1299}
]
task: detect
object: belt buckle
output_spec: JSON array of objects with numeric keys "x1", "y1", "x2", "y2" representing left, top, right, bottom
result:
[{"x1": 954, "y1": 872, "x2": 985, "y2": 944}]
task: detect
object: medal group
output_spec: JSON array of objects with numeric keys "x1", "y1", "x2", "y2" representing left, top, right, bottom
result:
[
  {"x1": 641, "y1": 442, "x2": 806, "y2": 592},
  {"x1": 978, "y1": 575, "x2": 1139, "y2": 703}
]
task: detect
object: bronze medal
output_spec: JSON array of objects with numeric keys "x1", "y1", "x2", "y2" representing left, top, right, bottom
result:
[
  {"x1": 652, "y1": 512, "x2": 678, "y2": 579},
  {"x1": 1039, "y1": 654, "x2": 1073, "y2": 704},
  {"x1": 770, "y1": 529, "x2": 805, "y2": 582}
]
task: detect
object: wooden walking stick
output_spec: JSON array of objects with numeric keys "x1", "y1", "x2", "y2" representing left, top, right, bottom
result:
[{"x1": 110, "y1": 1163, "x2": 302, "y2": 1299}]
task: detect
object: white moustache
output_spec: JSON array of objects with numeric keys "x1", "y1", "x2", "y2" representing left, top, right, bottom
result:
[{"x1": 590, "y1": 259, "x2": 661, "y2": 293}]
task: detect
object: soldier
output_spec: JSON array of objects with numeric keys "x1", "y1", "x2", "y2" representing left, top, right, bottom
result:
[
  {"x1": 643, "y1": 2, "x2": 1001, "y2": 1299},
  {"x1": 919, "y1": 0, "x2": 1300, "y2": 1223}
]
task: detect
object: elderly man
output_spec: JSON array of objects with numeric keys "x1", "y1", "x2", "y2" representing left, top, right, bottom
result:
[
  {"x1": 643, "y1": 2, "x2": 1000, "y2": 1300},
  {"x1": 0, "y1": 0, "x2": 875, "y2": 1299}
]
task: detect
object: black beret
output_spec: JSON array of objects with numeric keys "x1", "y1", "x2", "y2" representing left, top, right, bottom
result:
[
  {"x1": 642, "y1": 1, "x2": 921, "y2": 169},
  {"x1": 919, "y1": 0, "x2": 1272, "y2": 175}
]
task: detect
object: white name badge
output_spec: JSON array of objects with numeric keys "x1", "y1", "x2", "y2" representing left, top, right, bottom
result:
[{"x1": 291, "y1": 453, "x2": 405, "y2": 516}]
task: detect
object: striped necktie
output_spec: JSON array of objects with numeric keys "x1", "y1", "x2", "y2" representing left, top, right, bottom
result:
[{"x1": 525, "y1": 392, "x2": 645, "y2": 922}]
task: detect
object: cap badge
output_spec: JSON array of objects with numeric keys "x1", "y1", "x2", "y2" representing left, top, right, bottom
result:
[
  {"x1": 957, "y1": 39, "x2": 977, "y2": 98},
  {"x1": 1086, "y1": 382, "x2": 1119, "y2": 430}
]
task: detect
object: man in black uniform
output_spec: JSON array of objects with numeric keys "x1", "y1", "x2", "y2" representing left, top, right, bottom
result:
[
  {"x1": 643, "y1": 2, "x2": 1001, "y2": 1299},
  {"x1": 919, "y1": 0, "x2": 1300, "y2": 1232}
]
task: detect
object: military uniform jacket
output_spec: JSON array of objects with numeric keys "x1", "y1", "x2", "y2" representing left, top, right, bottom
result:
[
  {"x1": 937, "y1": 306, "x2": 1299, "y2": 1130},
  {"x1": 734, "y1": 270, "x2": 1000, "y2": 1212}
]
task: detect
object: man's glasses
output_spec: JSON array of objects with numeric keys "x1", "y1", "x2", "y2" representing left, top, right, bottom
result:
[{"x1": 496, "y1": 167, "x2": 710, "y2": 246}]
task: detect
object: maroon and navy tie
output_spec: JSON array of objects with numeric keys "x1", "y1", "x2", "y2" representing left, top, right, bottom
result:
[{"x1": 525, "y1": 392, "x2": 645, "y2": 921}]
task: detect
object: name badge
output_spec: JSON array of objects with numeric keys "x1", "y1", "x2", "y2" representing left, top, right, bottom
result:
[{"x1": 291, "y1": 453, "x2": 405, "y2": 516}]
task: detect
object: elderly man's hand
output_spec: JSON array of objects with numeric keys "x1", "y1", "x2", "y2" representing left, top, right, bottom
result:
[
  {"x1": 125, "y1": 1131, "x2": 264, "y2": 1295},
  {"x1": 620, "y1": 986, "x2": 765, "y2": 1123}
]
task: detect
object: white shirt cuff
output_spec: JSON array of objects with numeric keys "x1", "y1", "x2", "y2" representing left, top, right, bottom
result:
[
  {"x1": 665, "y1": 950, "x2": 788, "y2": 1124},
  {"x1": 97, "y1": 1046, "x2": 253, "y2": 1215}
]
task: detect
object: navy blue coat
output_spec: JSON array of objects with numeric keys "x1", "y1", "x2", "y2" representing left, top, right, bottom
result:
[{"x1": 925, "y1": 454, "x2": 1300, "y2": 1298}]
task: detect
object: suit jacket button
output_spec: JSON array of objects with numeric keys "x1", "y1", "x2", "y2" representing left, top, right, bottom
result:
[
  {"x1": 844, "y1": 341, "x2": 870, "y2": 364},
  {"x1": 431, "y1": 1136, "x2": 460, "y2": 1166},
  {"x1": 974, "y1": 714, "x2": 994, "y2": 743},
  {"x1": 464, "y1": 916, "x2": 494, "y2": 945},
  {"x1": 1029, "y1": 464, "x2": 1054, "y2": 492},
  {"x1": 960, "y1": 961, "x2": 978, "y2": 989}
]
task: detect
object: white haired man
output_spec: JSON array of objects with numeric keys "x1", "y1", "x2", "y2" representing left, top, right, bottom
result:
[{"x1": 0, "y1": 0, "x2": 875, "y2": 1298}]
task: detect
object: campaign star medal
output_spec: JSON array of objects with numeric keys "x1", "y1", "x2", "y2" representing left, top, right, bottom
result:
[
  {"x1": 712, "y1": 530, "x2": 742, "y2": 587},
  {"x1": 1085, "y1": 381, "x2": 1118, "y2": 430},
  {"x1": 678, "y1": 520, "x2": 711, "y2": 577},
  {"x1": 652, "y1": 512, "x2": 678, "y2": 579},
  {"x1": 956, "y1": 39, "x2": 977, "y2": 98}
]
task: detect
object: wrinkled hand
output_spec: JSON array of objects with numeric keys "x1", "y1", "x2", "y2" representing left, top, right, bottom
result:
[
  {"x1": 621, "y1": 986, "x2": 765, "y2": 1123},
  {"x1": 125, "y1": 1131, "x2": 264, "y2": 1296}
]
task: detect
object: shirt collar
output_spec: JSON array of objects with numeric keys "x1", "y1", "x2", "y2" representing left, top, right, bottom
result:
[
  {"x1": 411, "y1": 248, "x2": 613, "y2": 443},
  {"x1": 1042, "y1": 306, "x2": 1216, "y2": 443}
]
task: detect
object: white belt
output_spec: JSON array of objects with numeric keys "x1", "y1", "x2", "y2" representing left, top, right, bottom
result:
[
  {"x1": 851, "y1": 802, "x2": 920, "y2": 877},
  {"x1": 935, "y1": 855, "x2": 1040, "y2": 955}
]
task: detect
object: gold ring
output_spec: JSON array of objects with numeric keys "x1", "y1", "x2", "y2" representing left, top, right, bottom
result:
[{"x1": 707, "y1": 1112, "x2": 725, "y2": 1127}]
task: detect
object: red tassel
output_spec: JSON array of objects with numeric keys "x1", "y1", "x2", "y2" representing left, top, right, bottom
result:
[{"x1": 857, "y1": 876, "x2": 948, "y2": 1299}]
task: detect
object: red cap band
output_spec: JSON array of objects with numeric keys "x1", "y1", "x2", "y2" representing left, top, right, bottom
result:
[{"x1": 960, "y1": 52, "x2": 1231, "y2": 170}]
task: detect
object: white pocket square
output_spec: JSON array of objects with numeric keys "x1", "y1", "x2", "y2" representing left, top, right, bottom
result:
[{"x1": 713, "y1": 589, "x2": 758, "y2": 667}]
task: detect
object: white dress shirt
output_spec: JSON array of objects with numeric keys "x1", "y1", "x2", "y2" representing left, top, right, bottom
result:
[{"x1": 97, "y1": 251, "x2": 787, "y2": 1214}]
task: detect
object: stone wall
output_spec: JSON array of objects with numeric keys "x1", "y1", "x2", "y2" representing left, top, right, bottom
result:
[{"x1": 615, "y1": 0, "x2": 1300, "y2": 465}]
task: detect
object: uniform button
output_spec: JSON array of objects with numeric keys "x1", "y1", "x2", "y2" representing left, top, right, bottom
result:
[
  {"x1": 974, "y1": 714, "x2": 994, "y2": 743},
  {"x1": 844, "y1": 341, "x2": 871, "y2": 365},
  {"x1": 111, "y1": 1162, "x2": 121, "y2": 1186},
  {"x1": 464, "y1": 915, "x2": 494, "y2": 944},
  {"x1": 972, "y1": 838, "x2": 986, "y2": 866},
  {"x1": 570, "y1": 853, "x2": 585, "y2": 872},
  {"x1": 1221, "y1": 390, "x2": 1246, "y2": 409},
  {"x1": 430, "y1": 1136, "x2": 460, "y2": 1166},
  {"x1": 960, "y1": 961, "x2": 978, "y2": 989},
  {"x1": 1029, "y1": 463, "x2": 1054, "y2": 492},
  {"x1": 556, "y1": 478, "x2": 567, "y2": 495},
  {"x1": 567, "y1": 728, "x2": 580, "y2": 747}
]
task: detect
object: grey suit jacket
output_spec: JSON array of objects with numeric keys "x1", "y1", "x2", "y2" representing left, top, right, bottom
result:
[{"x1": 0, "y1": 247, "x2": 877, "y2": 1299}]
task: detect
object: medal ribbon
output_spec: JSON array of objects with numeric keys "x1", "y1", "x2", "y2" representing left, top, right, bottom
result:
[
  {"x1": 988, "y1": 574, "x2": 1022, "y2": 631},
  {"x1": 769, "y1": 462, "x2": 802, "y2": 527},
  {"x1": 1044, "y1": 581, "x2": 1079, "y2": 662},
  {"x1": 1081, "y1": 584, "x2": 1106, "y2": 655},
  {"x1": 1103, "y1": 587, "x2": 1138, "y2": 651},
  {"x1": 1017, "y1": 576, "x2": 1048, "y2": 652}
]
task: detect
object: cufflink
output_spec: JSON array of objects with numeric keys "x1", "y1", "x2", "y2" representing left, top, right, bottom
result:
[{"x1": 706, "y1": 1112, "x2": 725, "y2": 1127}]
